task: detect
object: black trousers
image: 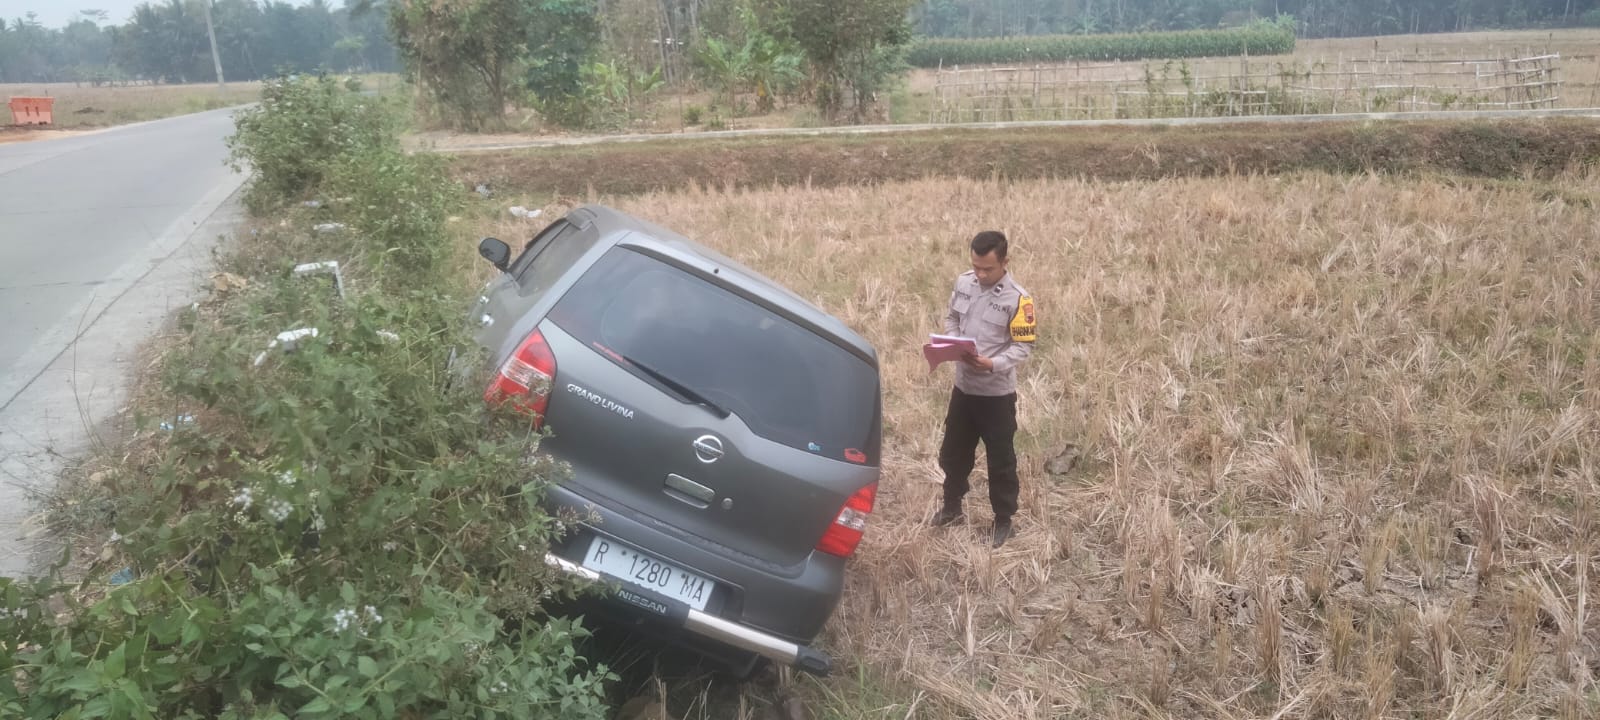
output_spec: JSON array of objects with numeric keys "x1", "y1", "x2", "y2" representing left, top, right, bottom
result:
[{"x1": 937, "y1": 387, "x2": 1019, "y2": 521}]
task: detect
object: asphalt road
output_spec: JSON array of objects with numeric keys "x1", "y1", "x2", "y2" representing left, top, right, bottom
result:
[{"x1": 0, "y1": 107, "x2": 248, "y2": 578}]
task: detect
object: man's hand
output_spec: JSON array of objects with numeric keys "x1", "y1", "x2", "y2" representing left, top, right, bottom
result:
[{"x1": 963, "y1": 352, "x2": 994, "y2": 372}]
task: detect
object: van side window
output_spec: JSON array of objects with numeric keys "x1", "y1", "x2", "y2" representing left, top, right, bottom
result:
[
  {"x1": 509, "y1": 220, "x2": 573, "y2": 277},
  {"x1": 511, "y1": 220, "x2": 591, "y2": 302}
]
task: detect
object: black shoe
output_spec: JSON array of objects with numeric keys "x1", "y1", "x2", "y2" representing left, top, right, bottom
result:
[
  {"x1": 930, "y1": 506, "x2": 964, "y2": 527},
  {"x1": 991, "y1": 518, "x2": 1015, "y2": 548}
]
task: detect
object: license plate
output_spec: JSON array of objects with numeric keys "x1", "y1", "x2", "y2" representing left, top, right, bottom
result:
[{"x1": 581, "y1": 536, "x2": 713, "y2": 611}]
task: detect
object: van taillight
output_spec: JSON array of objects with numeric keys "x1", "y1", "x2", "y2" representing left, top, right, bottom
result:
[
  {"x1": 817, "y1": 482, "x2": 876, "y2": 558},
  {"x1": 485, "y1": 330, "x2": 557, "y2": 427}
]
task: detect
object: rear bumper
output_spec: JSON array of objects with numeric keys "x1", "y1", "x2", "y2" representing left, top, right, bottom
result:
[
  {"x1": 544, "y1": 553, "x2": 833, "y2": 676},
  {"x1": 541, "y1": 481, "x2": 846, "y2": 641}
]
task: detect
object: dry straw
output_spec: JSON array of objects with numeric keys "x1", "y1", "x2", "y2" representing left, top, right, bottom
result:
[{"x1": 494, "y1": 170, "x2": 1600, "y2": 717}]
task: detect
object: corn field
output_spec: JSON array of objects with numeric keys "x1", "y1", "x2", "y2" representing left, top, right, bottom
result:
[
  {"x1": 906, "y1": 21, "x2": 1297, "y2": 69},
  {"x1": 929, "y1": 49, "x2": 1567, "y2": 122}
]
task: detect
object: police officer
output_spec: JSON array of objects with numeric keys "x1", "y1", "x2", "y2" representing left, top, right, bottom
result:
[{"x1": 930, "y1": 230, "x2": 1036, "y2": 547}]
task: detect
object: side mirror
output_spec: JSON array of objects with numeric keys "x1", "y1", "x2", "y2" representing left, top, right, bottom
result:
[{"x1": 478, "y1": 237, "x2": 511, "y2": 272}]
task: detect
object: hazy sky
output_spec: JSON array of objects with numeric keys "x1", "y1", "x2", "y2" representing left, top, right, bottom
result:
[
  {"x1": 2, "y1": 1, "x2": 147, "y2": 28},
  {"x1": 1, "y1": 1, "x2": 318, "y2": 29}
]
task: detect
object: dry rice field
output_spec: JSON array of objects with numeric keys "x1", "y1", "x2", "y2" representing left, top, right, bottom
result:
[
  {"x1": 488, "y1": 169, "x2": 1600, "y2": 718},
  {"x1": 0, "y1": 81, "x2": 264, "y2": 129},
  {"x1": 1, "y1": 75, "x2": 398, "y2": 130}
]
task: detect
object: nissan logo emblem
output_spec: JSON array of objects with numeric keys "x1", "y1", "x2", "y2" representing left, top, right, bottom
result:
[{"x1": 693, "y1": 435, "x2": 724, "y2": 463}]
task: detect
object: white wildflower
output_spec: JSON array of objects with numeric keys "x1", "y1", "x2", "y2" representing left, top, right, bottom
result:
[
  {"x1": 266, "y1": 499, "x2": 293, "y2": 523},
  {"x1": 363, "y1": 605, "x2": 383, "y2": 625},
  {"x1": 231, "y1": 487, "x2": 254, "y2": 510},
  {"x1": 276, "y1": 471, "x2": 297, "y2": 486},
  {"x1": 382, "y1": 541, "x2": 399, "y2": 552},
  {"x1": 333, "y1": 607, "x2": 357, "y2": 632}
]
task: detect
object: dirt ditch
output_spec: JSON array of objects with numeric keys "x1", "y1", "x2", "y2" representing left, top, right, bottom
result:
[{"x1": 451, "y1": 117, "x2": 1600, "y2": 199}]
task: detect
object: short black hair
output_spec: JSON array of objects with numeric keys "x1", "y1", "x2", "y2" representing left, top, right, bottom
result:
[{"x1": 970, "y1": 231, "x2": 1008, "y2": 260}]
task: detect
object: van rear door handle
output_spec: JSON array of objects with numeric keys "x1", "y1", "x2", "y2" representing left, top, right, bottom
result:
[{"x1": 664, "y1": 473, "x2": 715, "y2": 507}]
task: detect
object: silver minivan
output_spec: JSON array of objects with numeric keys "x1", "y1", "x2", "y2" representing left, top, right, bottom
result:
[{"x1": 471, "y1": 205, "x2": 882, "y2": 677}]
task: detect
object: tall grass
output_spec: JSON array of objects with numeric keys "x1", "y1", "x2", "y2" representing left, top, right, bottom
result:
[{"x1": 491, "y1": 170, "x2": 1600, "y2": 718}]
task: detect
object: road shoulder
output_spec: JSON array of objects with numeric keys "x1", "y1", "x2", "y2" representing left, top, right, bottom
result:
[{"x1": 0, "y1": 181, "x2": 247, "y2": 578}]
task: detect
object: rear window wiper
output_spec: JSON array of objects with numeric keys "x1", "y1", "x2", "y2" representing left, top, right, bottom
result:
[{"x1": 621, "y1": 354, "x2": 730, "y2": 419}]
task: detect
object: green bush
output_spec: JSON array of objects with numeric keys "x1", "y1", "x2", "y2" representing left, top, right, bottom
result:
[
  {"x1": 2, "y1": 280, "x2": 612, "y2": 719},
  {"x1": 226, "y1": 74, "x2": 401, "y2": 214},
  {"x1": 2, "y1": 76, "x2": 613, "y2": 720},
  {"x1": 324, "y1": 147, "x2": 462, "y2": 285},
  {"x1": 905, "y1": 18, "x2": 1296, "y2": 67}
]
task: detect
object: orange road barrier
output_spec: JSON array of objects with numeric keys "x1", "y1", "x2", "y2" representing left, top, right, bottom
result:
[{"x1": 9, "y1": 97, "x2": 54, "y2": 125}]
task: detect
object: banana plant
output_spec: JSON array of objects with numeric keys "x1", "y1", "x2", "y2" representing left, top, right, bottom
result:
[
  {"x1": 581, "y1": 58, "x2": 666, "y2": 126},
  {"x1": 695, "y1": 36, "x2": 749, "y2": 111},
  {"x1": 744, "y1": 34, "x2": 804, "y2": 112}
]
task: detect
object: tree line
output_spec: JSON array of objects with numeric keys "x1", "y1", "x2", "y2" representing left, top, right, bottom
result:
[
  {"x1": 382, "y1": 0, "x2": 917, "y2": 128},
  {"x1": 0, "y1": 0, "x2": 399, "y2": 85},
  {"x1": 8, "y1": 0, "x2": 1599, "y2": 126},
  {"x1": 8, "y1": 0, "x2": 1600, "y2": 88},
  {"x1": 913, "y1": 0, "x2": 1600, "y2": 39}
]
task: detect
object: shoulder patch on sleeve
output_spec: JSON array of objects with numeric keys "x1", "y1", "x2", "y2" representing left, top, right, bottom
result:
[{"x1": 1010, "y1": 296, "x2": 1037, "y2": 342}]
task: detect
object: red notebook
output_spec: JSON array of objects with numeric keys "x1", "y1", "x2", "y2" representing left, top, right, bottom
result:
[{"x1": 923, "y1": 334, "x2": 977, "y2": 372}]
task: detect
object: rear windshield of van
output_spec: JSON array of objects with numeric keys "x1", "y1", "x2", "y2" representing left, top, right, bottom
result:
[{"x1": 547, "y1": 246, "x2": 880, "y2": 464}]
